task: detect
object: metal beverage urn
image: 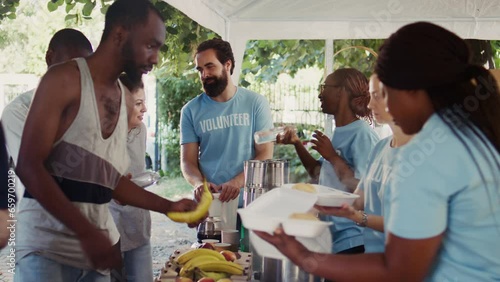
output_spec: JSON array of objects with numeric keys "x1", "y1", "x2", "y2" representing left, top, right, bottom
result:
[{"x1": 242, "y1": 159, "x2": 298, "y2": 282}]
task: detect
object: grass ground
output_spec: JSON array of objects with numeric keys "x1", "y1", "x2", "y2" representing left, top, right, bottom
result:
[
  {"x1": 152, "y1": 176, "x2": 193, "y2": 200},
  {"x1": 147, "y1": 176, "x2": 198, "y2": 279}
]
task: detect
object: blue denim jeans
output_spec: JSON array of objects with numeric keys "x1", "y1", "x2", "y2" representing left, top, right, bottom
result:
[
  {"x1": 122, "y1": 242, "x2": 153, "y2": 282},
  {"x1": 14, "y1": 253, "x2": 109, "y2": 282}
]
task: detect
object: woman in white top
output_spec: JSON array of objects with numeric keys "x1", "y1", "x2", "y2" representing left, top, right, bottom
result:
[
  {"x1": 109, "y1": 74, "x2": 152, "y2": 282},
  {"x1": 316, "y1": 74, "x2": 413, "y2": 253},
  {"x1": 256, "y1": 22, "x2": 500, "y2": 281}
]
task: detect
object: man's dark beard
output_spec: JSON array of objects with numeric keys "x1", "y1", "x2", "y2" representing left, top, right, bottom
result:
[
  {"x1": 122, "y1": 39, "x2": 143, "y2": 86},
  {"x1": 203, "y1": 70, "x2": 228, "y2": 98}
]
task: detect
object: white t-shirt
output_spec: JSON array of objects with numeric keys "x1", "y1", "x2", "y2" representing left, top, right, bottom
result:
[
  {"x1": 1, "y1": 89, "x2": 34, "y2": 200},
  {"x1": 109, "y1": 122, "x2": 151, "y2": 252}
]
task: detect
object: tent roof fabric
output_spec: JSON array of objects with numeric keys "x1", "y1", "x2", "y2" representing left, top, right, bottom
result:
[
  {"x1": 164, "y1": 0, "x2": 500, "y2": 40},
  {"x1": 164, "y1": 0, "x2": 500, "y2": 79}
]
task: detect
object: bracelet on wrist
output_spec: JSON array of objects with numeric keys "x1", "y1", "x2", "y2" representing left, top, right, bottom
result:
[{"x1": 356, "y1": 211, "x2": 368, "y2": 227}]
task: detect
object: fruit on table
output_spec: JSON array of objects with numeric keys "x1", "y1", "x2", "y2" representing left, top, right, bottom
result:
[
  {"x1": 219, "y1": 250, "x2": 237, "y2": 262},
  {"x1": 167, "y1": 180, "x2": 212, "y2": 223},
  {"x1": 179, "y1": 255, "x2": 225, "y2": 277},
  {"x1": 175, "y1": 248, "x2": 226, "y2": 265},
  {"x1": 199, "y1": 243, "x2": 216, "y2": 250},
  {"x1": 197, "y1": 278, "x2": 215, "y2": 282},
  {"x1": 175, "y1": 278, "x2": 194, "y2": 282},
  {"x1": 195, "y1": 269, "x2": 228, "y2": 281},
  {"x1": 196, "y1": 261, "x2": 244, "y2": 275}
]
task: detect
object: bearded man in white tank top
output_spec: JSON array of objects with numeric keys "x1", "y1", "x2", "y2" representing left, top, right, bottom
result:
[{"x1": 14, "y1": 1, "x2": 201, "y2": 281}]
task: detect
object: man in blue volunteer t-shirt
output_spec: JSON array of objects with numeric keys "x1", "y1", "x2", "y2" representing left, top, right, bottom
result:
[{"x1": 180, "y1": 39, "x2": 274, "y2": 219}]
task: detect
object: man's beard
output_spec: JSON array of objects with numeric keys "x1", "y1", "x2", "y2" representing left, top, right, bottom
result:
[
  {"x1": 122, "y1": 39, "x2": 143, "y2": 86},
  {"x1": 203, "y1": 70, "x2": 228, "y2": 98}
]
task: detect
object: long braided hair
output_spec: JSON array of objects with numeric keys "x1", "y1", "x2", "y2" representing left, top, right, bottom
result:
[
  {"x1": 375, "y1": 21, "x2": 500, "y2": 232},
  {"x1": 333, "y1": 68, "x2": 373, "y2": 124}
]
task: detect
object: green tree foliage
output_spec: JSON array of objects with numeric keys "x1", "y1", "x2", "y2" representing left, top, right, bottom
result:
[
  {"x1": 156, "y1": 76, "x2": 201, "y2": 131},
  {"x1": 333, "y1": 39, "x2": 384, "y2": 76},
  {"x1": 0, "y1": 0, "x2": 20, "y2": 20},
  {"x1": 45, "y1": 0, "x2": 113, "y2": 22},
  {"x1": 241, "y1": 40, "x2": 325, "y2": 86},
  {"x1": 2, "y1": 1, "x2": 499, "y2": 176},
  {"x1": 2, "y1": 1, "x2": 499, "y2": 77},
  {"x1": 155, "y1": 75, "x2": 202, "y2": 176},
  {"x1": 0, "y1": 0, "x2": 105, "y2": 75},
  {"x1": 492, "y1": 41, "x2": 500, "y2": 68},
  {"x1": 153, "y1": 1, "x2": 218, "y2": 75},
  {"x1": 240, "y1": 39, "x2": 384, "y2": 87}
]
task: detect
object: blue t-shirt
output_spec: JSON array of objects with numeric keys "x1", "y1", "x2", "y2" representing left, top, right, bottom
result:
[
  {"x1": 385, "y1": 114, "x2": 500, "y2": 281},
  {"x1": 319, "y1": 120, "x2": 380, "y2": 253},
  {"x1": 358, "y1": 137, "x2": 398, "y2": 253},
  {"x1": 180, "y1": 87, "x2": 273, "y2": 185}
]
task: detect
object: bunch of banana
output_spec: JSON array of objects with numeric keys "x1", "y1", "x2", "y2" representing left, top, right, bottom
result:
[
  {"x1": 174, "y1": 248, "x2": 225, "y2": 266},
  {"x1": 194, "y1": 269, "x2": 230, "y2": 281},
  {"x1": 167, "y1": 179, "x2": 212, "y2": 223},
  {"x1": 195, "y1": 261, "x2": 244, "y2": 275},
  {"x1": 179, "y1": 255, "x2": 225, "y2": 277}
]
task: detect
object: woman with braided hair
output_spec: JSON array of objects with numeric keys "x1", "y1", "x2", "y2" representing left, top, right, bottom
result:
[
  {"x1": 278, "y1": 68, "x2": 379, "y2": 255},
  {"x1": 257, "y1": 22, "x2": 500, "y2": 281}
]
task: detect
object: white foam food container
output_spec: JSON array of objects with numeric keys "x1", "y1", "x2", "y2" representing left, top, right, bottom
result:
[
  {"x1": 238, "y1": 188, "x2": 332, "y2": 237},
  {"x1": 238, "y1": 188, "x2": 333, "y2": 260},
  {"x1": 281, "y1": 183, "x2": 360, "y2": 207},
  {"x1": 281, "y1": 218, "x2": 332, "y2": 238},
  {"x1": 249, "y1": 228, "x2": 332, "y2": 260}
]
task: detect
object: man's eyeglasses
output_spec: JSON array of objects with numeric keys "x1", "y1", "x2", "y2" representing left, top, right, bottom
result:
[{"x1": 318, "y1": 84, "x2": 342, "y2": 92}]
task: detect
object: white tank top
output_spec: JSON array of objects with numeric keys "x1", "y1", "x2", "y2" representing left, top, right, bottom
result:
[{"x1": 16, "y1": 57, "x2": 130, "y2": 272}]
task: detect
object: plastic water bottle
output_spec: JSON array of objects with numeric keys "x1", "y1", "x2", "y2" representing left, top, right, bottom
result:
[{"x1": 254, "y1": 127, "x2": 286, "y2": 144}]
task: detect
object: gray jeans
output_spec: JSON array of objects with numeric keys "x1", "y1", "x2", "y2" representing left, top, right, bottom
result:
[{"x1": 14, "y1": 253, "x2": 109, "y2": 282}]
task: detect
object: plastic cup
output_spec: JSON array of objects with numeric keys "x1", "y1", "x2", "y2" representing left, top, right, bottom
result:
[
  {"x1": 214, "y1": 242, "x2": 231, "y2": 251},
  {"x1": 201, "y1": 239, "x2": 219, "y2": 245},
  {"x1": 208, "y1": 193, "x2": 222, "y2": 217},
  {"x1": 222, "y1": 229, "x2": 240, "y2": 252}
]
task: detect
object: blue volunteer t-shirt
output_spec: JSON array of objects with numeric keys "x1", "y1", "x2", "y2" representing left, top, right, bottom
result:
[
  {"x1": 385, "y1": 114, "x2": 500, "y2": 281},
  {"x1": 319, "y1": 119, "x2": 379, "y2": 253},
  {"x1": 358, "y1": 136, "x2": 398, "y2": 253},
  {"x1": 180, "y1": 87, "x2": 273, "y2": 185}
]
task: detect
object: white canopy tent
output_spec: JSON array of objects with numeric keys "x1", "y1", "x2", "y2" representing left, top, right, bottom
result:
[{"x1": 164, "y1": 0, "x2": 500, "y2": 80}]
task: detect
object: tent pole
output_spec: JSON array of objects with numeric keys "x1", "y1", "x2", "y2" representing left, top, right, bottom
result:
[
  {"x1": 229, "y1": 37, "x2": 248, "y2": 86},
  {"x1": 324, "y1": 39, "x2": 335, "y2": 137}
]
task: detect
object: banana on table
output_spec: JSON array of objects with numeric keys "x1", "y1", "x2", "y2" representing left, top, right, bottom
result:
[{"x1": 173, "y1": 248, "x2": 244, "y2": 278}]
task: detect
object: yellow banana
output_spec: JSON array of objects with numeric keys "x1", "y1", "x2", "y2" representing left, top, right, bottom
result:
[
  {"x1": 179, "y1": 255, "x2": 224, "y2": 277},
  {"x1": 196, "y1": 260, "x2": 244, "y2": 275},
  {"x1": 175, "y1": 248, "x2": 226, "y2": 265},
  {"x1": 195, "y1": 269, "x2": 229, "y2": 281},
  {"x1": 167, "y1": 179, "x2": 212, "y2": 223}
]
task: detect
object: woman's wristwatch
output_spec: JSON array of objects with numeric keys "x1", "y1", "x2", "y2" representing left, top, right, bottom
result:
[{"x1": 356, "y1": 211, "x2": 368, "y2": 227}]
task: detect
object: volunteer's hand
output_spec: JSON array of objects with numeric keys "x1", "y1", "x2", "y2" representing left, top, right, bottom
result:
[
  {"x1": 193, "y1": 182, "x2": 217, "y2": 202},
  {"x1": 276, "y1": 126, "x2": 300, "y2": 145},
  {"x1": 215, "y1": 180, "x2": 241, "y2": 202},
  {"x1": 310, "y1": 130, "x2": 336, "y2": 159}
]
